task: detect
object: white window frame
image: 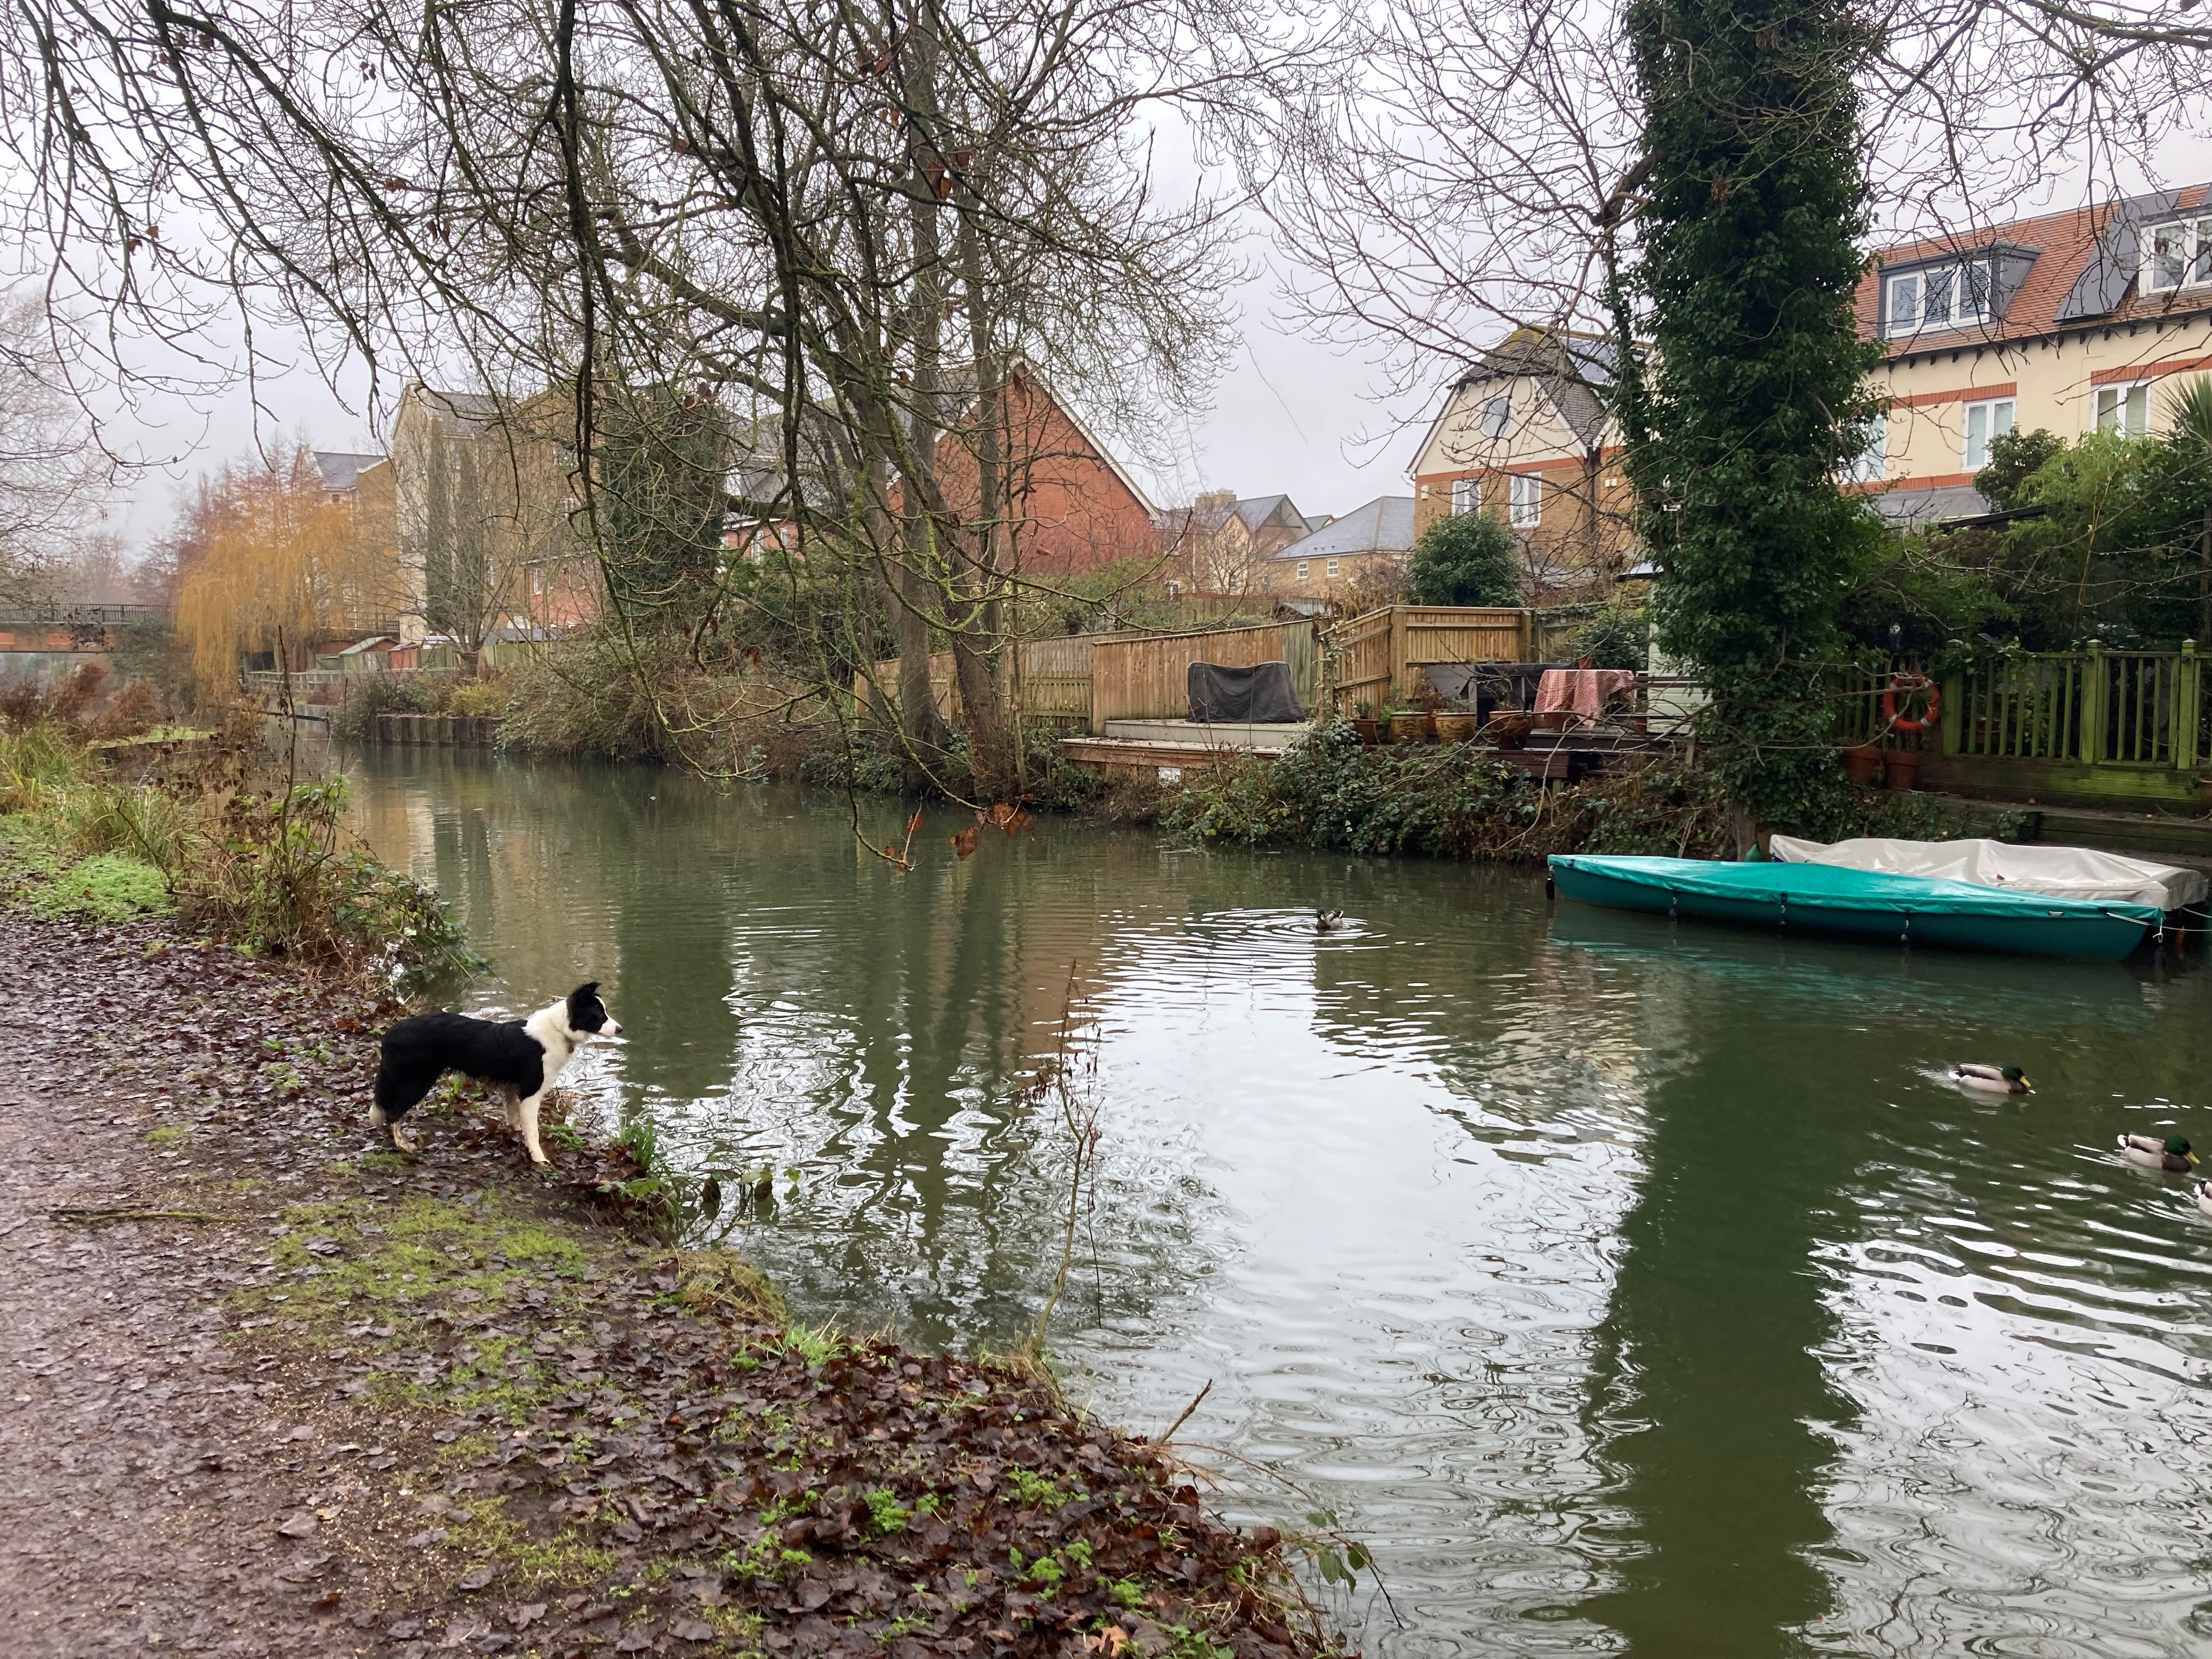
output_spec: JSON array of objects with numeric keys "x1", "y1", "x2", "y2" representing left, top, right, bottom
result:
[
  {"x1": 1884, "y1": 260, "x2": 1993, "y2": 338},
  {"x1": 1844, "y1": 413, "x2": 1888, "y2": 484},
  {"x1": 1294, "y1": 560, "x2": 1310, "y2": 580},
  {"x1": 1509, "y1": 472, "x2": 1542, "y2": 529},
  {"x1": 1325, "y1": 557, "x2": 1341, "y2": 578},
  {"x1": 2095, "y1": 381, "x2": 2151, "y2": 438},
  {"x1": 2140, "y1": 217, "x2": 2212, "y2": 294},
  {"x1": 1962, "y1": 398, "x2": 2015, "y2": 470},
  {"x1": 1476, "y1": 394, "x2": 1513, "y2": 439},
  {"x1": 1450, "y1": 477, "x2": 1477, "y2": 515}
]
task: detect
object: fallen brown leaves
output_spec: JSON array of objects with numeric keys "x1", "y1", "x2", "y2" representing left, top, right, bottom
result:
[{"x1": 0, "y1": 902, "x2": 1336, "y2": 1659}]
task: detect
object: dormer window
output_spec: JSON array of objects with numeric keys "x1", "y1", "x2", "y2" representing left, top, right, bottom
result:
[
  {"x1": 1476, "y1": 394, "x2": 1513, "y2": 438},
  {"x1": 1884, "y1": 259, "x2": 1993, "y2": 337},
  {"x1": 2141, "y1": 217, "x2": 2212, "y2": 293}
]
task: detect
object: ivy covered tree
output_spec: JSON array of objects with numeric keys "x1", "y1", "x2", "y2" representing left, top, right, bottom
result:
[
  {"x1": 597, "y1": 386, "x2": 732, "y2": 617},
  {"x1": 1613, "y1": 0, "x2": 1886, "y2": 830},
  {"x1": 1408, "y1": 509, "x2": 1522, "y2": 607}
]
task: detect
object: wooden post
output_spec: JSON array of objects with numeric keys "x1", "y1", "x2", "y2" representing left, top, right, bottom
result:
[
  {"x1": 2179, "y1": 639, "x2": 2200, "y2": 774},
  {"x1": 1389, "y1": 606, "x2": 1408, "y2": 707},
  {"x1": 2081, "y1": 641, "x2": 2107, "y2": 766},
  {"x1": 1939, "y1": 644, "x2": 1965, "y2": 756}
]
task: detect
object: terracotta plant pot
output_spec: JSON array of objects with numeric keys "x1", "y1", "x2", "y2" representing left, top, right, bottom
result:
[
  {"x1": 1840, "y1": 742, "x2": 1882, "y2": 787},
  {"x1": 2199, "y1": 775, "x2": 2212, "y2": 804},
  {"x1": 1434, "y1": 712, "x2": 1479, "y2": 743},
  {"x1": 1390, "y1": 712, "x2": 1430, "y2": 745},
  {"x1": 1883, "y1": 749, "x2": 1922, "y2": 791},
  {"x1": 1353, "y1": 718, "x2": 1382, "y2": 747}
]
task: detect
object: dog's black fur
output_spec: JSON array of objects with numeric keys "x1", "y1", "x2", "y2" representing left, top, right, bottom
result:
[{"x1": 372, "y1": 983, "x2": 617, "y2": 1161}]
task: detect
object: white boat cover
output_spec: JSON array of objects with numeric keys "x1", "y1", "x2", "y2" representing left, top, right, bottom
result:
[{"x1": 1769, "y1": 836, "x2": 2208, "y2": 911}]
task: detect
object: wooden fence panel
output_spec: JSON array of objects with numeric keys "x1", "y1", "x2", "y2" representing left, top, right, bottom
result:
[
  {"x1": 1326, "y1": 606, "x2": 1533, "y2": 712},
  {"x1": 1088, "y1": 623, "x2": 1291, "y2": 731},
  {"x1": 1018, "y1": 635, "x2": 1097, "y2": 726},
  {"x1": 1400, "y1": 606, "x2": 1532, "y2": 676},
  {"x1": 1330, "y1": 608, "x2": 1397, "y2": 714},
  {"x1": 862, "y1": 651, "x2": 960, "y2": 721}
]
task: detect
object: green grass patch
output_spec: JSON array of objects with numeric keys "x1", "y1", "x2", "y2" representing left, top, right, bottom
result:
[
  {"x1": 446, "y1": 1494, "x2": 620, "y2": 1586},
  {"x1": 19, "y1": 849, "x2": 172, "y2": 922},
  {"x1": 146, "y1": 1124, "x2": 190, "y2": 1145}
]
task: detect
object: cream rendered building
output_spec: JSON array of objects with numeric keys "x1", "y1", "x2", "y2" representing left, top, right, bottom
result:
[
  {"x1": 1407, "y1": 329, "x2": 1634, "y2": 601},
  {"x1": 1859, "y1": 186, "x2": 2212, "y2": 519},
  {"x1": 1408, "y1": 187, "x2": 2212, "y2": 578}
]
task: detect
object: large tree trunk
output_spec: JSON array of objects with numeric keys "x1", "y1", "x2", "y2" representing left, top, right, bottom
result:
[
  {"x1": 948, "y1": 202, "x2": 1017, "y2": 800},
  {"x1": 862, "y1": 459, "x2": 949, "y2": 780}
]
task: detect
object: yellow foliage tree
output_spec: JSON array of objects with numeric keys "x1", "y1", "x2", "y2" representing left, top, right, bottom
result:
[{"x1": 173, "y1": 453, "x2": 393, "y2": 690}]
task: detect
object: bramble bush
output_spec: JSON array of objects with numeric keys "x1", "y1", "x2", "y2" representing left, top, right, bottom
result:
[{"x1": 1160, "y1": 719, "x2": 1970, "y2": 862}]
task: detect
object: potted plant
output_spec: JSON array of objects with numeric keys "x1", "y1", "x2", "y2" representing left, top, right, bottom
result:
[
  {"x1": 1883, "y1": 746, "x2": 1922, "y2": 791},
  {"x1": 1389, "y1": 706, "x2": 1430, "y2": 744},
  {"x1": 1351, "y1": 700, "x2": 1382, "y2": 746},
  {"x1": 1486, "y1": 706, "x2": 1533, "y2": 750},
  {"x1": 1840, "y1": 742, "x2": 1882, "y2": 786},
  {"x1": 1435, "y1": 709, "x2": 1479, "y2": 742}
]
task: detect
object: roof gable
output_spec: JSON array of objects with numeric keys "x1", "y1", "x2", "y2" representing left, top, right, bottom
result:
[
  {"x1": 1862, "y1": 185, "x2": 2212, "y2": 349},
  {"x1": 1274, "y1": 496, "x2": 1416, "y2": 560}
]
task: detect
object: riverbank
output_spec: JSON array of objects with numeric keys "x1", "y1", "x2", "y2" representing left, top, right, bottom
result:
[{"x1": 0, "y1": 906, "x2": 1333, "y2": 1659}]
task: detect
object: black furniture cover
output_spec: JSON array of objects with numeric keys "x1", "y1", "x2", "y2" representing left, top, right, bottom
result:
[{"x1": 1187, "y1": 659, "x2": 1304, "y2": 724}]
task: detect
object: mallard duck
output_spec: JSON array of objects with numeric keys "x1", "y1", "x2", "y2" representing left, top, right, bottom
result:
[
  {"x1": 2118, "y1": 1133, "x2": 2198, "y2": 1172},
  {"x1": 1316, "y1": 910, "x2": 1344, "y2": 933},
  {"x1": 1951, "y1": 1063, "x2": 2031, "y2": 1094},
  {"x1": 2195, "y1": 1179, "x2": 2212, "y2": 1218}
]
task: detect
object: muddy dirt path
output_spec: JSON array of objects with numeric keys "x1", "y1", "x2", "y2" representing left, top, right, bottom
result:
[
  {"x1": 0, "y1": 917, "x2": 394, "y2": 1655},
  {"x1": 0, "y1": 911, "x2": 1327, "y2": 1659}
]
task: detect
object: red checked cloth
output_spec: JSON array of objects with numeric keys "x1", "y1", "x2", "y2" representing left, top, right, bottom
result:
[{"x1": 1534, "y1": 668, "x2": 1639, "y2": 730}]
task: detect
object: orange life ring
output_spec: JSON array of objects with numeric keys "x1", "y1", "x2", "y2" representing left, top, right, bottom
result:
[{"x1": 1882, "y1": 671, "x2": 1942, "y2": 733}]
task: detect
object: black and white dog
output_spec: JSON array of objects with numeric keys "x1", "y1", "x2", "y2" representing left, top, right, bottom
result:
[{"x1": 371, "y1": 983, "x2": 620, "y2": 1165}]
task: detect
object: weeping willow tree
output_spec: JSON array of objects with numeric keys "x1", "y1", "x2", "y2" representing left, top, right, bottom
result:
[{"x1": 173, "y1": 456, "x2": 393, "y2": 690}]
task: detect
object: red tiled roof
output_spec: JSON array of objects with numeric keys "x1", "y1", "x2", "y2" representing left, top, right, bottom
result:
[{"x1": 1857, "y1": 187, "x2": 2212, "y2": 354}]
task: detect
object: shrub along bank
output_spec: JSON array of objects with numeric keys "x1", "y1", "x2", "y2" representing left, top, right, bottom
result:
[
  {"x1": 1, "y1": 673, "x2": 478, "y2": 991},
  {"x1": 1146, "y1": 720, "x2": 1973, "y2": 862}
]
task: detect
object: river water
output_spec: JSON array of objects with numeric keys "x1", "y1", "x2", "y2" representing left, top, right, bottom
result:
[{"x1": 346, "y1": 746, "x2": 2212, "y2": 1658}]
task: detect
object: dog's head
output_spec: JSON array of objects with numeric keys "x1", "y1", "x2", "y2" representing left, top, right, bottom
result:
[{"x1": 566, "y1": 981, "x2": 620, "y2": 1038}]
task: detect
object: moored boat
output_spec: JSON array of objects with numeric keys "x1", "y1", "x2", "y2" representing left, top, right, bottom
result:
[
  {"x1": 1546, "y1": 854, "x2": 2164, "y2": 960},
  {"x1": 1768, "y1": 835, "x2": 2208, "y2": 912}
]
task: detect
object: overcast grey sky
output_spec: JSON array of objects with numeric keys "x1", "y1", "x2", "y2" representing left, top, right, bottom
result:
[{"x1": 82, "y1": 234, "x2": 1420, "y2": 553}]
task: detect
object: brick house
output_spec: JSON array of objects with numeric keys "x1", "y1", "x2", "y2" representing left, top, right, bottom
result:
[
  {"x1": 930, "y1": 364, "x2": 1160, "y2": 577},
  {"x1": 1266, "y1": 495, "x2": 1418, "y2": 603},
  {"x1": 386, "y1": 385, "x2": 601, "y2": 645},
  {"x1": 1152, "y1": 492, "x2": 1324, "y2": 593}
]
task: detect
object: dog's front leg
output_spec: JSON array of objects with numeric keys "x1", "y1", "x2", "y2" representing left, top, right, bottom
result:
[{"x1": 517, "y1": 1090, "x2": 551, "y2": 1166}]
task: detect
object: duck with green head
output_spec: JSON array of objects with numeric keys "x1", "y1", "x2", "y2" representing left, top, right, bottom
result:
[
  {"x1": 2119, "y1": 1133, "x2": 2198, "y2": 1172},
  {"x1": 1951, "y1": 1063, "x2": 2030, "y2": 1094}
]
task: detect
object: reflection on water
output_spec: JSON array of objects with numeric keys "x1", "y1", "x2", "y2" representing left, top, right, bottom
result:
[{"x1": 348, "y1": 748, "x2": 2212, "y2": 1658}]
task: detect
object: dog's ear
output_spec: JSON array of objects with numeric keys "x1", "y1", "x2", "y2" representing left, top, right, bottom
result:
[{"x1": 572, "y1": 981, "x2": 601, "y2": 1001}]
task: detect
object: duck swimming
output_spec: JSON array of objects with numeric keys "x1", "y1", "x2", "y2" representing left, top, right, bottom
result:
[
  {"x1": 2196, "y1": 1180, "x2": 2212, "y2": 1219},
  {"x1": 1315, "y1": 910, "x2": 1344, "y2": 933},
  {"x1": 1951, "y1": 1063, "x2": 2030, "y2": 1094},
  {"x1": 2118, "y1": 1133, "x2": 2198, "y2": 1172}
]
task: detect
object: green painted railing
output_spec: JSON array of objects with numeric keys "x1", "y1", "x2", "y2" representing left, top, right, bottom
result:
[{"x1": 1940, "y1": 642, "x2": 2202, "y2": 772}]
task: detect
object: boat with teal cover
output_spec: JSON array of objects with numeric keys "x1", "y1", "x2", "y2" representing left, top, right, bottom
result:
[{"x1": 1546, "y1": 854, "x2": 2164, "y2": 960}]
